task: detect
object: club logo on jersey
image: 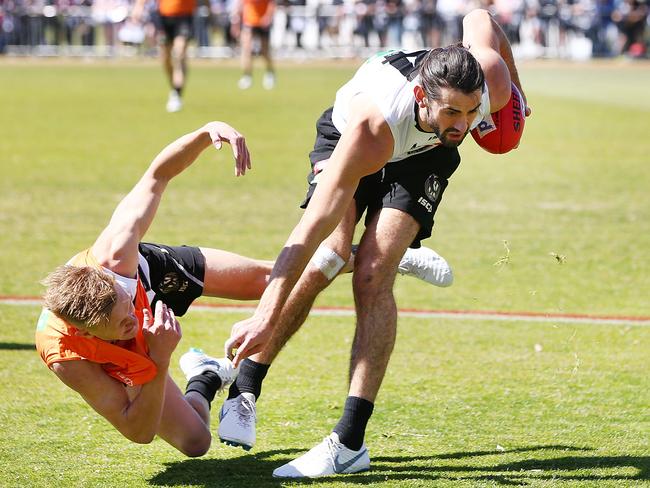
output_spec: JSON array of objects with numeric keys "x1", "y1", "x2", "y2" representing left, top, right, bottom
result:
[
  {"x1": 424, "y1": 174, "x2": 442, "y2": 202},
  {"x1": 474, "y1": 114, "x2": 497, "y2": 138},
  {"x1": 159, "y1": 272, "x2": 186, "y2": 294}
]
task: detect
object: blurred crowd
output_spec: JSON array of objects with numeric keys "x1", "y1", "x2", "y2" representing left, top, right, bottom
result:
[{"x1": 0, "y1": 0, "x2": 648, "y2": 58}]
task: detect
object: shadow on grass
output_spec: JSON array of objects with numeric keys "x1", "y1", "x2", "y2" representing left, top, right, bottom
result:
[
  {"x1": 149, "y1": 444, "x2": 650, "y2": 487},
  {"x1": 0, "y1": 342, "x2": 35, "y2": 350}
]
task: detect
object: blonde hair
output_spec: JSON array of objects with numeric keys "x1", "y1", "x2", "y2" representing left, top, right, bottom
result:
[{"x1": 42, "y1": 265, "x2": 117, "y2": 328}]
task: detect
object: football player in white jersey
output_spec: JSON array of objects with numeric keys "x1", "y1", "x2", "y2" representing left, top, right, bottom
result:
[{"x1": 223, "y1": 9, "x2": 530, "y2": 478}]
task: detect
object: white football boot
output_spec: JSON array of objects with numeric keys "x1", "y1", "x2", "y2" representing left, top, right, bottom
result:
[
  {"x1": 165, "y1": 91, "x2": 182, "y2": 113},
  {"x1": 218, "y1": 392, "x2": 257, "y2": 450},
  {"x1": 237, "y1": 74, "x2": 253, "y2": 90},
  {"x1": 398, "y1": 246, "x2": 454, "y2": 287},
  {"x1": 262, "y1": 71, "x2": 275, "y2": 90},
  {"x1": 179, "y1": 348, "x2": 238, "y2": 394},
  {"x1": 272, "y1": 432, "x2": 370, "y2": 478}
]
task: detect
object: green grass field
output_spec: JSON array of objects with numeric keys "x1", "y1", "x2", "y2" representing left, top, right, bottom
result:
[{"x1": 0, "y1": 58, "x2": 649, "y2": 487}]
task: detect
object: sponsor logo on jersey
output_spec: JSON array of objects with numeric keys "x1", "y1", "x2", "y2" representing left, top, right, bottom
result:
[{"x1": 474, "y1": 114, "x2": 497, "y2": 138}]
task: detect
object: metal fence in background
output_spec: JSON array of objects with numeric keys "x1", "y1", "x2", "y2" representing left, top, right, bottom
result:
[{"x1": 0, "y1": 0, "x2": 647, "y2": 59}]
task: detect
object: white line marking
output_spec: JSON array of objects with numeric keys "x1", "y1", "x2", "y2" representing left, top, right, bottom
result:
[{"x1": 3, "y1": 297, "x2": 649, "y2": 327}]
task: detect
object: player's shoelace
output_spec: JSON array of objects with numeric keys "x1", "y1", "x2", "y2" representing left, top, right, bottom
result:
[
  {"x1": 236, "y1": 396, "x2": 256, "y2": 427},
  {"x1": 325, "y1": 435, "x2": 340, "y2": 465}
]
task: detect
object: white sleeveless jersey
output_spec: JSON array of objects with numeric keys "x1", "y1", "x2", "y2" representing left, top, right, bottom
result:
[{"x1": 331, "y1": 50, "x2": 491, "y2": 163}]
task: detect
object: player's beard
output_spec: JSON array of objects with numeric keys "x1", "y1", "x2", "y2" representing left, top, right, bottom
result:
[
  {"x1": 432, "y1": 121, "x2": 469, "y2": 148},
  {"x1": 426, "y1": 107, "x2": 468, "y2": 148}
]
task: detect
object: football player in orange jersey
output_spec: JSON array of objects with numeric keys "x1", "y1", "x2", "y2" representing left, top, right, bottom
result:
[
  {"x1": 230, "y1": 0, "x2": 277, "y2": 89},
  {"x1": 133, "y1": 0, "x2": 197, "y2": 111}
]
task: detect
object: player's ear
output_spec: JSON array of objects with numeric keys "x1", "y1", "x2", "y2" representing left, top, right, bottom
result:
[{"x1": 413, "y1": 85, "x2": 427, "y2": 108}]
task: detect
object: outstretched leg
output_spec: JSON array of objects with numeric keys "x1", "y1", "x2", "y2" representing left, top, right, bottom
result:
[
  {"x1": 199, "y1": 248, "x2": 273, "y2": 300},
  {"x1": 198, "y1": 238, "x2": 451, "y2": 303},
  {"x1": 218, "y1": 203, "x2": 358, "y2": 450}
]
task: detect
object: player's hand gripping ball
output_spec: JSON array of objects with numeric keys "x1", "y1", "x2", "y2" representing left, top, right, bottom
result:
[{"x1": 471, "y1": 82, "x2": 525, "y2": 154}]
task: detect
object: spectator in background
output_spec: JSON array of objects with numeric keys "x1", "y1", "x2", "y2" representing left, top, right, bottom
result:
[
  {"x1": 93, "y1": 0, "x2": 129, "y2": 53},
  {"x1": 493, "y1": 0, "x2": 526, "y2": 45},
  {"x1": 353, "y1": 0, "x2": 377, "y2": 47},
  {"x1": 435, "y1": 0, "x2": 464, "y2": 45},
  {"x1": 194, "y1": 1, "x2": 212, "y2": 49},
  {"x1": 213, "y1": 0, "x2": 238, "y2": 49},
  {"x1": 0, "y1": 3, "x2": 6, "y2": 53},
  {"x1": 63, "y1": 0, "x2": 96, "y2": 48},
  {"x1": 589, "y1": 0, "x2": 615, "y2": 56},
  {"x1": 419, "y1": 0, "x2": 444, "y2": 48},
  {"x1": 612, "y1": 0, "x2": 648, "y2": 57},
  {"x1": 283, "y1": 0, "x2": 307, "y2": 48},
  {"x1": 231, "y1": 0, "x2": 276, "y2": 89},
  {"x1": 132, "y1": 0, "x2": 196, "y2": 112},
  {"x1": 384, "y1": 0, "x2": 403, "y2": 46},
  {"x1": 523, "y1": 0, "x2": 557, "y2": 51},
  {"x1": 316, "y1": 0, "x2": 344, "y2": 49},
  {"x1": 556, "y1": 0, "x2": 596, "y2": 56}
]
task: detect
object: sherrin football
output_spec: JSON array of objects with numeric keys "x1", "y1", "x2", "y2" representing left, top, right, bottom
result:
[{"x1": 471, "y1": 82, "x2": 525, "y2": 154}]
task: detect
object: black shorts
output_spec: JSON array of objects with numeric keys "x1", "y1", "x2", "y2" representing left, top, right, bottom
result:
[
  {"x1": 301, "y1": 107, "x2": 461, "y2": 248},
  {"x1": 157, "y1": 14, "x2": 194, "y2": 44},
  {"x1": 138, "y1": 242, "x2": 205, "y2": 316},
  {"x1": 242, "y1": 24, "x2": 271, "y2": 38}
]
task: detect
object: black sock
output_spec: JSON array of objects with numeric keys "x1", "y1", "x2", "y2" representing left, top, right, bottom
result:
[
  {"x1": 173, "y1": 86, "x2": 183, "y2": 97},
  {"x1": 333, "y1": 396, "x2": 374, "y2": 451},
  {"x1": 185, "y1": 370, "x2": 222, "y2": 409},
  {"x1": 226, "y1": 358, "x2": 270, "y2": 400}
]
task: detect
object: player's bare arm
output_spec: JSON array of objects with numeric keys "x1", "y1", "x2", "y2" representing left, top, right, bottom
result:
[
  {"x1": 92, "y1": 122, "x2": 250, "y2": 277},
  {"x1": 226, "y1": 96, "x2": 393, "y2": 365},
  {"x1": 50, "y1": 302, "x2": 180, "y2": 443},
  {"x1": 462, "y1": 9, "x2": 530, "y2": 115}
]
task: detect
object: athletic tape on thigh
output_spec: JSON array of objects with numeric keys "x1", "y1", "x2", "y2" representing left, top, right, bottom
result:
[{"x1": 310, "y1": 245, "x2": 346, "y2": 280}]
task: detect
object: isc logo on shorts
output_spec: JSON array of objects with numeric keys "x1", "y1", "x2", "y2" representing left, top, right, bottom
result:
[{"x1": 418, "y1": 196, "x2": 433, "y2": 213}]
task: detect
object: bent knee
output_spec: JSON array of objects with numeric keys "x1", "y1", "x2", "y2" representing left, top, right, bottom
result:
[
  {"x1": 352, "y1": 265, "x2": 396, "y2": 295},
  {"x1": 178, "y1": 432, "x2": 212, "y2": 458}
]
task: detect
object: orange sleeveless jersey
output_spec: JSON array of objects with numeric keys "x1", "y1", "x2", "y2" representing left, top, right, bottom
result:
[
  {"x1": 159, "y1": 0, "x2": 196, "y2": 17},
  {"x1": 35, "y1": 249, "x2": 157, "y2": 387},
  {"x1": 242, "y1": 0, "x2": 274, "y2": 27}
]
